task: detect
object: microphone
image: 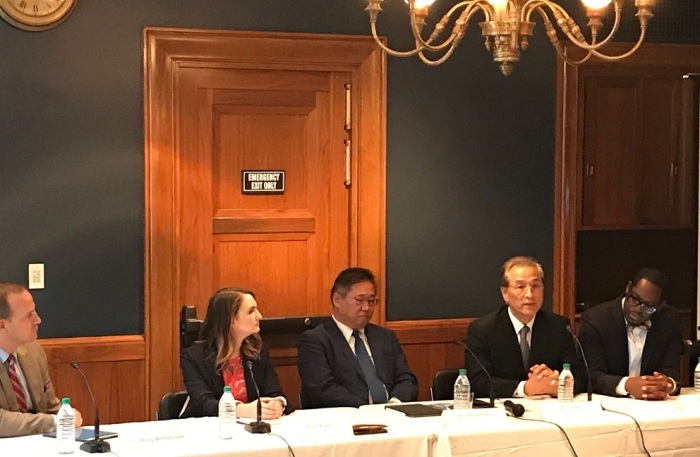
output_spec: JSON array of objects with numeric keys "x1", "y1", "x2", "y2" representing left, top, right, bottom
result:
[
  {"x1": 244, "y1": 361, "x2": 271, "y2": 434},
  {"x1": 503, "y1": 400, "x2": 525, "y2": 417},
  {"x1": 453, "y1": 340, "x2": 495, "y2": 407},
  {"x1": 566, "y1": 325, "x2": 593, "y2": 402},
  {"x1": 70, "y1": 362, "x2": 111, "y2": 453}
]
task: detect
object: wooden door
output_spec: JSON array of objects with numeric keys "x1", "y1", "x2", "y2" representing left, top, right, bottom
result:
[{"x1": 145, "y1": 29, "x2": 386, "y2": 413}]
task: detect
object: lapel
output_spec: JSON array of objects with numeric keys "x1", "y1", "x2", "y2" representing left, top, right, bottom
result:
[
  {"x1": 364, "y1": 325, "x2": 387, "y2": 383},
  {"x1": 326, "y1": 320, "x2": 364, "y2": 381},
  {"x1": 0, "y1": 356, "x2": 17, "y2": 409},
  {"x1": 611, "y1": 301, "x2": 631, "y2": 370},
  {"x1": 17, "y1": 345, "x2": 43, "y2": 411}
]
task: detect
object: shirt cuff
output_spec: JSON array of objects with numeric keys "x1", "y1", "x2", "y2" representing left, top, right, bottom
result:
[
  {"x1": 668, "y1": 377, "x2": 677, "y2": 394},
  {"x1": 615, "y1": 376, "x2": 629, "y2": 396},
  {"x1": 514, "y1": 381, "x2": 526, "y2": 398},
  {"x1": 387, "y1": 397, "x2": 402, "y2": 404}
]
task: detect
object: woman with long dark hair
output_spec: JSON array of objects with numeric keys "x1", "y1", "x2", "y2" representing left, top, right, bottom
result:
[{"x1": 181, "y1": 287, "x2": 286, "y2": 419}]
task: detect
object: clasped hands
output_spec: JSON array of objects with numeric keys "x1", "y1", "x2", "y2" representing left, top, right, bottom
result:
[
  {"x1": 625, "y1": 372, "x2": 673, "y2": 400},
  {"x1": 236, "y1": 397, "x2": 285, "y2": 420},
  {"x1": 524, "y1": 364, "x2": 560, "y2": 396}
]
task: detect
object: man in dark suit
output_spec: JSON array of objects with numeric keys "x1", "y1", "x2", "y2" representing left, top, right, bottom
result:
[
  {"x1": 579, "y1": 268, "x2": 682, "y2": 400},
  {"x1": 0, "y1": 282, "x2": 83, "y2": 437},
  {"x1": 297, "y1": 267, "x2": 418, "y2": 408},
  {"x1": 466, "y1": 256, "x2": 586, "y2": 399}
]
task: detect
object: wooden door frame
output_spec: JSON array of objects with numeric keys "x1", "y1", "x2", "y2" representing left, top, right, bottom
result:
[
  {"x1": 143, "y1": 28, "x2": 386, "y2": 412},
  {"x1": 555, "y1": 43, "x2": 700, "y2": 323}
]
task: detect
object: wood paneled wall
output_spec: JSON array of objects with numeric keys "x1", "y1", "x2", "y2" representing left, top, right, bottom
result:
[{"x1": 40, "y1": 336, "x2": 148, "y2": 424}]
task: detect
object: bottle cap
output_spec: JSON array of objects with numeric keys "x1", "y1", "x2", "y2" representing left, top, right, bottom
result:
[
  {"x1": 459, "y1": 368, "x2": 467, "y2": 375},
  {"x1": 562, "y1": 363, "x2": 571, "y2": 370},
  {"x1": 223, "y1": 386, "x2": 232, "y2": 393},
  {"x1": 61, "y1": 398, "x2": 71, "y2": 405}
]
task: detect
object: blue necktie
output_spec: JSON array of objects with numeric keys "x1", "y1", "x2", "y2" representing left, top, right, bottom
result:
[{"x1": 352, "y1": 330, "x2": 387, "y2": 403}]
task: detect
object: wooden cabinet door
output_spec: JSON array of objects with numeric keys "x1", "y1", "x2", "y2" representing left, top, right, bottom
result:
[
  {"x1": 579, "y1": 67, "x2": 689, "y2": 229},
  {"x1": 581, "y1": 75, "x2": 641, "y2": 227}
]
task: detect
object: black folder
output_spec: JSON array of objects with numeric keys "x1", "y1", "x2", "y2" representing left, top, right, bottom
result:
[{"x1": 384, "y1": 403, "x2": 444, "y2": 417}]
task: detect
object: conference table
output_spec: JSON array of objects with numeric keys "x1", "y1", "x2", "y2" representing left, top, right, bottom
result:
[{"x1": 3, "y1": 392, "x2": 700, "y2": 456}]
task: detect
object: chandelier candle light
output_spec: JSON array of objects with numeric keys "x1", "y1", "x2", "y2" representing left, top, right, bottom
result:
[{"x1": 365, "y1": 0, "x2": 655, "y2": 75}]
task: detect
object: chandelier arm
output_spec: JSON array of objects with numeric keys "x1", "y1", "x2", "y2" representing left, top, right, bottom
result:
[
  {"x1": 523, "y1": 0, "x2": 623, "y2": 51},
  {"x1": 409, "y1": 2, "x2": 484, "y2": 53},
  {"x1": 589, "y1": 28, "x2": 648, "y2": 61},
  {"x1": 550, "y1": 40, "x2": 594, "y2": 66},
  {"x1": 370, "y1": 21, "x2": 424, "y2": 57},
  {"x1": 417, "y1": 43, "x2": 461, "y2": 66}
]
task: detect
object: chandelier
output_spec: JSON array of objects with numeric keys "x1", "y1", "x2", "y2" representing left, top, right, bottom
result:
[{"x1": 364, "y1": 0, "x2": 655, "y2": 76}]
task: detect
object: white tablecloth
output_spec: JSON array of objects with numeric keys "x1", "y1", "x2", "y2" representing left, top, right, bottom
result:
[{"x1": 2, "y1": 393, "x2": 699, "y2": 457}]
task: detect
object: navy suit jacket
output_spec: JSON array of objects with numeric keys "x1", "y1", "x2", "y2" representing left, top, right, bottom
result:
[
  {"x1": 465, "y1": 306, "x2": 586, "y2": 398},
  {"x1": 578, "y1": 297, "x2": 683, "y2": 396},
  {"x1": 180, "y1": 341, "x2": 287, "y2": 417},
  {"x1": 297, "y1": 319, "x2": 418, "y2": 408}
]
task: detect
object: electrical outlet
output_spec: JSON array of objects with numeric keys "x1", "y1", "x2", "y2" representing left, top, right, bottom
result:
[{"x1": 28, "y1": 263, "x2": 45, "y2": 289}]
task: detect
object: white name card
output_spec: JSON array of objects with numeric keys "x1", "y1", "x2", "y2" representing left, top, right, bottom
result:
[
  {"x1": 540, "y1": 401, "x2": 602, "y2": 422},
  {"x1": 441, "y1": 407, "x2": 507, "y2": 425}
]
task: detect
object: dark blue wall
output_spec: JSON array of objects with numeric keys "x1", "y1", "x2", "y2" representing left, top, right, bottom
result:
[{"x1": 1, "y1": 0, "x2": 698, "y2": 336}]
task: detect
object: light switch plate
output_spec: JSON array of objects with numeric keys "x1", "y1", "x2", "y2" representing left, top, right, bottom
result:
[{"x1": 28, "y1": 263, "x2": 44, "y2": 289}]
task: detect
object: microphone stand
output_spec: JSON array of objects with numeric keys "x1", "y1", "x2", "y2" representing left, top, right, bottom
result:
[
  {"x1": 453, "y1": 340, "x2": 495, "y2": 407},
  {"x1": 244, "y1": 361, "x2": 271, "y2": 434},
  {"x1": 70, "y1": 362, "x2": 111, "y2": 453},
  {"x1": 566, "y1": 325, "x2": 593, "y2": 401}
]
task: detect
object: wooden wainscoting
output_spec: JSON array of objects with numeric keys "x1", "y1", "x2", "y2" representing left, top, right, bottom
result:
[
  {"x1": 40, "y1": 335, "x2": 147, "y2": 424},
  {"x1": 387, "y1": 319, "x2": 472, "y2": 401}
]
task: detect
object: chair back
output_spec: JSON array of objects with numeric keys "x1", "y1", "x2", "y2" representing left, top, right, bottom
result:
[
  {"x1": 156, "y1": 390, "x2": 190, "y2": 420},
  {"x1": 431, "y1": 368, "x2": 461, "y2": 401}
]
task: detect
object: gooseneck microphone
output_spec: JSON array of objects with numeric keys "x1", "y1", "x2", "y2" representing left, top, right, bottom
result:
[
  {"x1": 565, "y1": 325, "x2": 593, "y2": 401},
  {"x1": 69, "y1": 362, "x2": 111, "y2": 453},
  {"x1": 453, "y1": 340, "x2": 495, "y2": 407},
  {"x1": 244, "y1": 361, "x2": 271, "y2": 434},
  {"x1": 503, "y1": 400, "x2": 525, "y2": 418}
]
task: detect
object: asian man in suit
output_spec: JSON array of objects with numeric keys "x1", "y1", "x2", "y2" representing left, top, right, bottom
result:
[
  {"x1": 578, "y1": 268, "x2": 683, "y2": 400},
  {"x1": 0, "y1": 282, "x2": 83, "y2": 437},
  {"x1": 297, "y1": 267, "x2": 418, "y2": 408},
  {"x1": 465, "y1": 256, "x2": 586, "y2": 399}
]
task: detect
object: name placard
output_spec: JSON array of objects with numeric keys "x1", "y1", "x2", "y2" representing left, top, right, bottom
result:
[
  {"x1": 242, "y1": 170, "x2": 285, "y2": 194},
  {"x1": 441, "y1": 407, "x2": 507, "y2": 425},
  {"x1": 539, "y1": 401, "x2": 602, "y2": 422}
]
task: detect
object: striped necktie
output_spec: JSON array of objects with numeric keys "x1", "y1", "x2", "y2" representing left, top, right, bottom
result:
[
  {"x1": 6, "y1": 355, "x2": 28, "y2": 413},
  {"x1": 352, "y1": 330, "x2": 387, "y2": 404}
]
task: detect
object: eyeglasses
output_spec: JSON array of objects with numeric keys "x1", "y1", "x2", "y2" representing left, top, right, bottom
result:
[
  {"x1": 345, "y1": 295, "x2": 379, "y2": 307},
  {"x1": 507, "y1": 281, "x2": 543, "y2": 294},
  {"x1": 625, "y1": 292, "x2": 662, "y2": 315}
]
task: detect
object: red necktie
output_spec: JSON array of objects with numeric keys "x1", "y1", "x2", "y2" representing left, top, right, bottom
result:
[{"x1": 6, "y1": 355, "x2": 28, "y2": 413}]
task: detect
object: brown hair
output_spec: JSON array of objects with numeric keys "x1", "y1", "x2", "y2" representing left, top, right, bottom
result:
[
  {"x1": 499, "y1": 256, "x2": 544, "y2": 288},
  {"x1": 198, "y1": 287, "x2": 262, "y2": 374},
  {"x1": 0, "y1": 282, "x2": 27, "y2": 319}
]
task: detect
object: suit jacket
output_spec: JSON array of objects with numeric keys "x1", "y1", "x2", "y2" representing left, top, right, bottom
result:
[
  {"x1": 465, "y1": 306, "x2": 586, "y2": 399},
  {"x1": 0, "y1": 342, "x2": 60, "y2": 437},
  {"x1": 180, "y1": 341, "x2": 287, "y2": 417},
  {"x1": 578, "y1": 297, "x2": 683, "y2": 396},
  {"x1": 297, "y1": 319, "x2": 418, "y2": 408}
]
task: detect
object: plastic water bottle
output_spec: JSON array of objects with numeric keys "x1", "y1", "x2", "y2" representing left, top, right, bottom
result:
[
  {"x1": 218, "y1": 386, "x2": 236, "y2": 439},
  {"x1": 56, "y1": 397, "x2": 75, "y2": 455},
  {"x1": 694, "y1": 357, "x2": 700, "y2": 393},
  {"x1": 558, "y1": 363, "x2": 574, "y2": 401},
  {"x1": 453, "y1": 368, "x2": 472, "y2": 410}
]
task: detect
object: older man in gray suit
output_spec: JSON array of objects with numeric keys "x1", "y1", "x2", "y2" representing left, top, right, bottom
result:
[{"x1": 0, "y1": 282, "x2": 82, "y2": 437}]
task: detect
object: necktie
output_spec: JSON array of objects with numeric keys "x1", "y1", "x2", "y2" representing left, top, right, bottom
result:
[
  {"x1": 6, "y1": 355, "x2": 28, "y2": 413},
  {"x1": 519, "y1": 326, "x2": 530, "y2": 373},
  {"x1": 352, "y1": 330, "x2": 387, "y2": 404}
]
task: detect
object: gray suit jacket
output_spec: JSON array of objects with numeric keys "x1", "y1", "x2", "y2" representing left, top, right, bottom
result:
[{"x1": 0, "y1": 342, "x2": 60, "y2": 437}]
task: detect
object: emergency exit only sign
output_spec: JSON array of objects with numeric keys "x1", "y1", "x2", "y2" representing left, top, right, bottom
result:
[{"x1": 242, "y1": 170, "x2": 285, "y2": 194}]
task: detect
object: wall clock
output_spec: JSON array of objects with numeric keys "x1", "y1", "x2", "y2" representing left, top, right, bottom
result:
[{"x1": 0, "y1": 0, "x2": 77, "y2": 31}]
